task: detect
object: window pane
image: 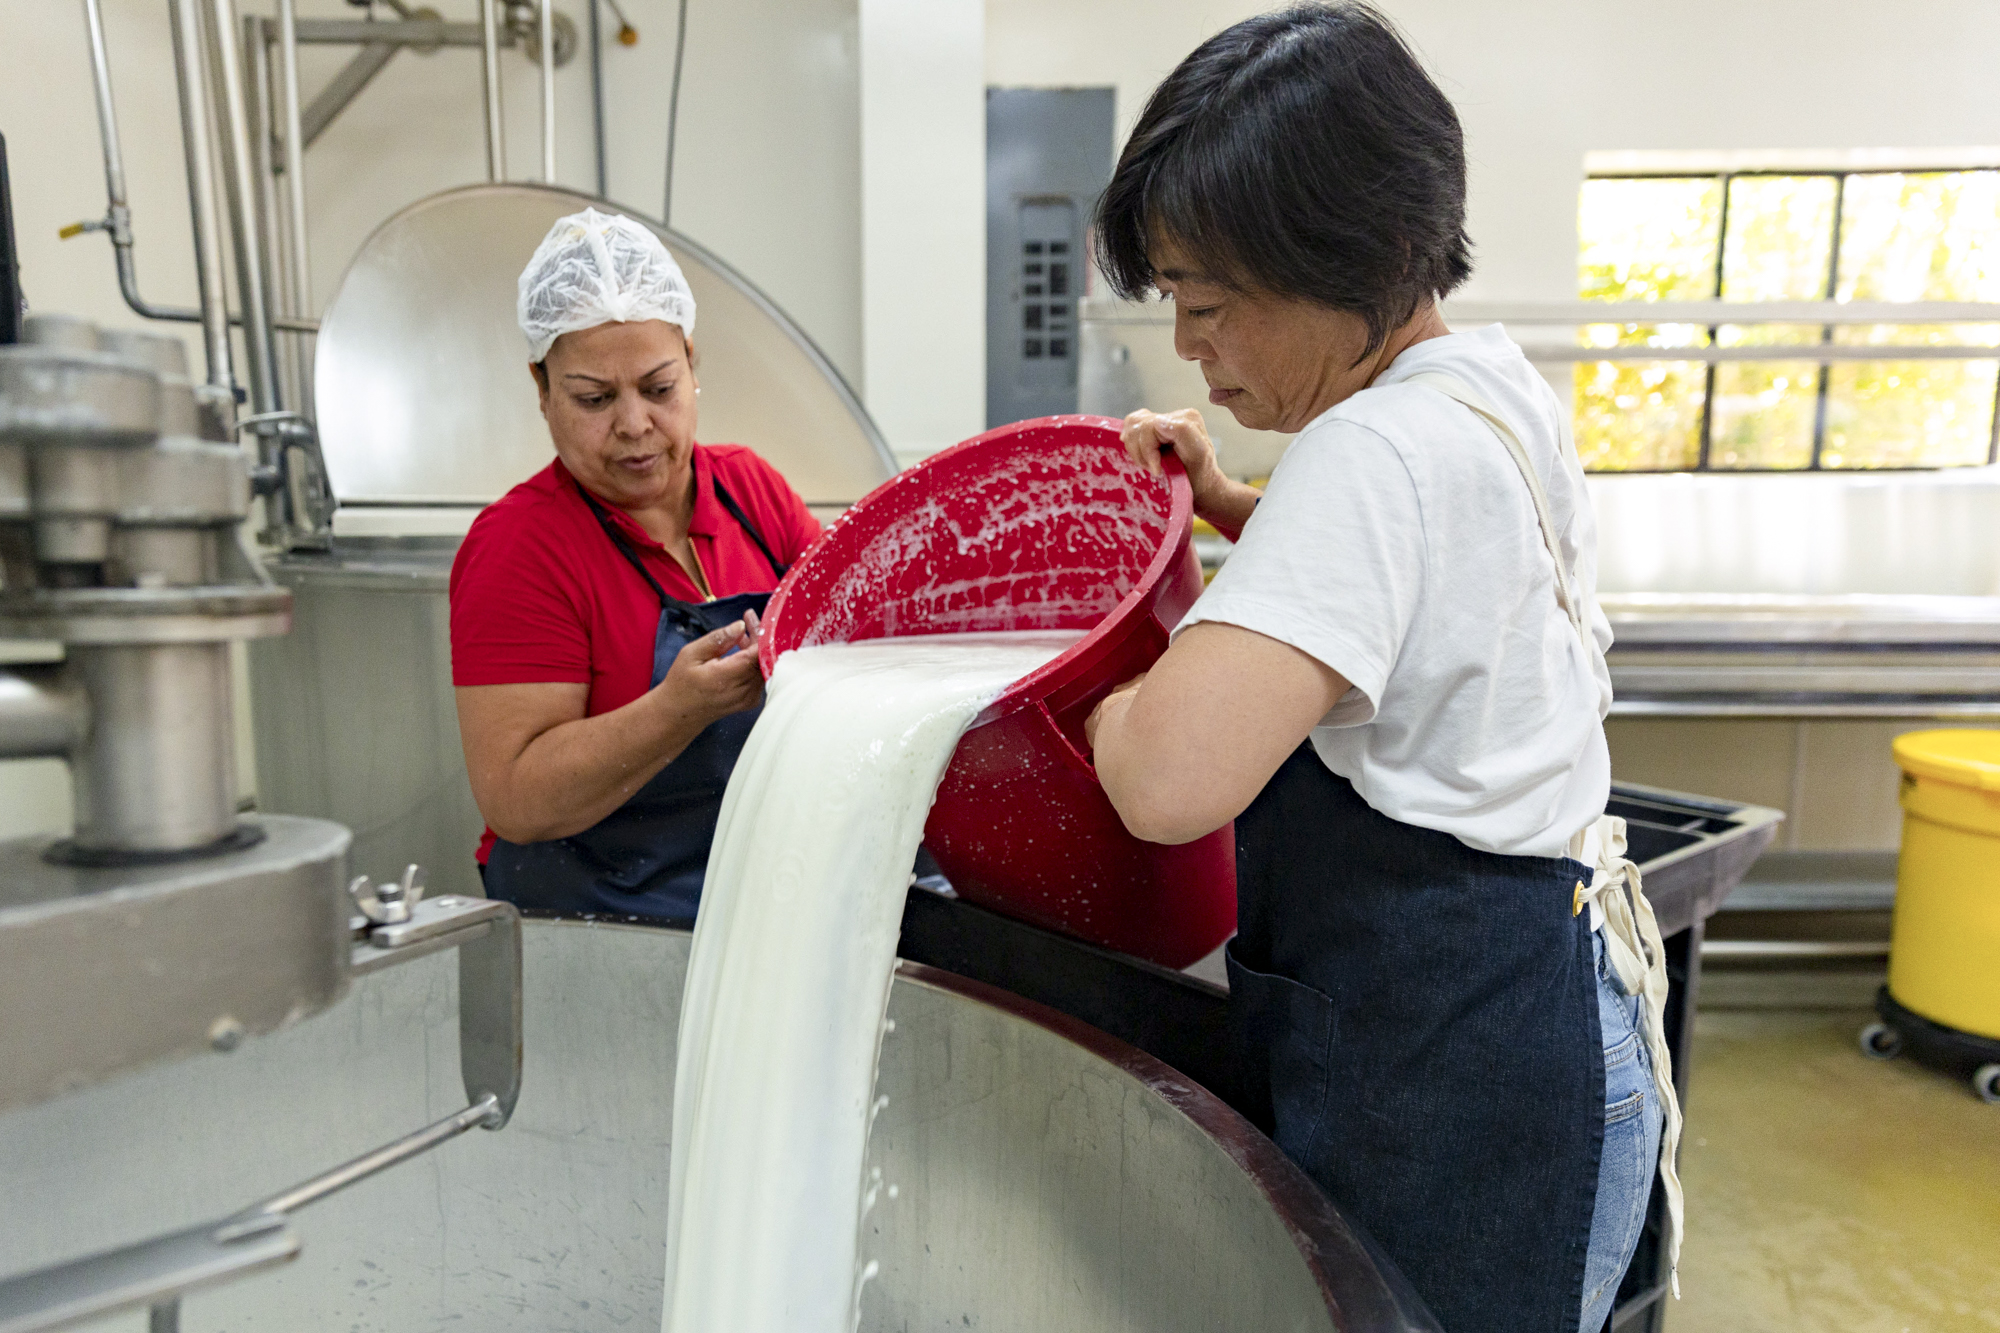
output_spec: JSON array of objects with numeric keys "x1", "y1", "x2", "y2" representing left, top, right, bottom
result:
[
  {"x1": 1576, "y1": 178, "x2": 1722, "y2": 469},
  {"x1": 1836, "y1": 171, "x2": 2000, "y2": 303},
  {"x1": 1572, "y1": 356, "x2": 1709, "y2": 471},
  {"x1": 1579, "y1": 177, "x2": 1724, "y2": 302},
  {"x1": 1708, "y1": 361, "x2": 1820, "y2": 468},
  {"x1": 1721, "y1": 175, "x2": 1839, "y2": 302},
  {"x1": 1822, "y1": 327, "x2": 1999, "y2": 469},
  {"x1": 1828, "y1": 172, "x2": 2000, "y2": 466}
]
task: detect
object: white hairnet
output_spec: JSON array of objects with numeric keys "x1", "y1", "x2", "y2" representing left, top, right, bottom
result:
[{"x1": 517, "y1": 207, "x2": 697, "y2": 361}]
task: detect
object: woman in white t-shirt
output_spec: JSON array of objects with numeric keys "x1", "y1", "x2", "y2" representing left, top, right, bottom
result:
[{"x1": 1083, "y1": 8, "x2": 1672, "y2": 1331}]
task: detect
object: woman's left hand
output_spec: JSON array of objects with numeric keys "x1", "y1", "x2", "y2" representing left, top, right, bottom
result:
[{"x1": 1085, "y1": 673, "x2": 1148, "y2": 750}]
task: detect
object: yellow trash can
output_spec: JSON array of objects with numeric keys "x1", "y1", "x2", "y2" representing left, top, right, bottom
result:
[{"x1": 1862, "y1": 730, "x2": 2000, "y2": 1103}]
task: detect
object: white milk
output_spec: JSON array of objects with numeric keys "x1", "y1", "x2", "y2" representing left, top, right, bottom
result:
[{"x1": 663, "y1": 631, "x2": 1079, "y2": 1333}]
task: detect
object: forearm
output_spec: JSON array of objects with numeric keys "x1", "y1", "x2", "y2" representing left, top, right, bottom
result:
[
  {"x1": 1092, "y1": 693, "x2": 1227, "y2": 846},
  {"x1": 1089, "y1": 624, "x2": 1350, "y2": 845},
  {"x1": 476, "y1": 687, "x2": 711, "y2": 842},
  {"x1": 1192, "y1": 475, "x2": 1262, "y2": 542}
]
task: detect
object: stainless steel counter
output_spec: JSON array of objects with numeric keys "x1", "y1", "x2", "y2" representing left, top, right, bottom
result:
[{"x1": 1602, "y1": 593, "x2": 2000, "y2": 716}]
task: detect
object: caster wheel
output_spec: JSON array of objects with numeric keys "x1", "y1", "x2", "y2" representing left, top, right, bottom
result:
[
  {"x1": 1974, "y1": 1064, "x2": 2000, "y2": 1105},
  {"x1": 1860, "y1": 1022, "x2": 1903, "y2": 1061}
]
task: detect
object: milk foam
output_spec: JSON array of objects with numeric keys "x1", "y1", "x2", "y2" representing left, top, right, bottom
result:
[{"x1": 663, "y1": 632, "x2": 1079, "y2": 1333}]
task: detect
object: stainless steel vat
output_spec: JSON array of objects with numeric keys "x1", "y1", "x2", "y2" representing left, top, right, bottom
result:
[
  {"x1": 0, "y1": 919, "x2": 1431, "y2": 1332},
  {"x1": 313, "y1": 183, "x2": 895, "y2": 529},
  {"x1": 248, "y1": 540, "x2": 479, "y2": 898}
]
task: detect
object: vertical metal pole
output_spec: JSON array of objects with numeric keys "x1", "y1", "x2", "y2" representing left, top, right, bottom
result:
[
  {"x1": 245, "y1": 17, "x2": 290, "y2": 403},
  {"x1": 205, "y1": 0, "x2": 280, "y2": 417},
  {"x1": 590, "y1": 0, "x2": 606, "y2": 197},
  {"x1": 479, "y1": 0, "x2": 506, "y2": 182},
  {"x1": 82, "y1": 0, "x2": 131, "y2": 232},
  {"x1": 275, "y1": 0, "x2": 313, "y2": 419},
  {"x1": 539, "y1": 0, "x2": 556, "y2": 183},
  {"x1": 167, "y1": 0, "x2": 235, "y2": 399}
]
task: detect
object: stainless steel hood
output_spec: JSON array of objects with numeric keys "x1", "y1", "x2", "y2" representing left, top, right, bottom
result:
[{"x1": 314, "y1": 184, "x2": 895, "y2": 523}]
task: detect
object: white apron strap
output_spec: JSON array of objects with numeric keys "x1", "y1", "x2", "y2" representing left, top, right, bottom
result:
[{"x1": 1404, "y1": 370, "x2": 1685, "y2": 1297}]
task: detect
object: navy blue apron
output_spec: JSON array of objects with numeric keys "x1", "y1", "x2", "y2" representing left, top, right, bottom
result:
[
  {"x1": 1228, "y1": 745, "x2": 1604, "y2": 1333},
  {"x1": 482, "y1": 473, "x2": 788, "y2": 921}
]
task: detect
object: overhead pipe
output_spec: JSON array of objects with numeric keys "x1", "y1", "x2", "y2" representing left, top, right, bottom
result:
[
  {"x1": 203, "y1": 0, "x2": 282, "y2": 419},
  {"x1": 165, "y1": 0, "x2": 236, "y2": 401},
  {"x1": 480, "y1": 0, "x2": 506, "y2": 181},
  {"x1": 73, "y1": 0, "x2": 316, "y2": 343},
  {"x1": 276, "y1": 0, "x2": 314, "y2": 336},
  {"x1": 244, "y1": 17, "x2": 292, "y2": 405},
  {"x1": 539, "y1": 0, "x2": 556, "y2": 183}
]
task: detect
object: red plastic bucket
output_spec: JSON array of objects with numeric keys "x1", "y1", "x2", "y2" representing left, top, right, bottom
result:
[{"x1": 759, "y1": 415, "x2": 1236, "y2": 968}]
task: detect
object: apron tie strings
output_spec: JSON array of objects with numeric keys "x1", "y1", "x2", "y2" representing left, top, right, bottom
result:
[{"x1": 1571, "y1": 814, "x2": 1685, "y2": 1297}]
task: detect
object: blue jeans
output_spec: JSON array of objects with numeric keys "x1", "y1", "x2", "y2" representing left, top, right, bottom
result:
[{"x1": 1579, "y1": 927, "x2": 1666, "y2": 1331}]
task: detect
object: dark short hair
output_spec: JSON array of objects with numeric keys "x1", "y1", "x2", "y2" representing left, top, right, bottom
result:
[{"x1": 1094, "y1": 3, "x2": 1471, "y2": 357}]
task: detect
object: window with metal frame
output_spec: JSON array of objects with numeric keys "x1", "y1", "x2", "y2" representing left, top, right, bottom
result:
[{"x1": 1575, "y1": 166, "x2": 2000, "y2": 472}]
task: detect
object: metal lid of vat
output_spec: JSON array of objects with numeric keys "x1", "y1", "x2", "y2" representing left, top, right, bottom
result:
[{"x1": 313, "y1": 184, "x2": 894, "y2": 526}]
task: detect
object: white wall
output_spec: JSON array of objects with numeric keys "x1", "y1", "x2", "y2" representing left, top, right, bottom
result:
[
  {"x1": 986, "y1": 0, "x2": 2000, "y2": 303},
  {"x1": 859, "y1": 0, "x2": 986, "y2": 462}
]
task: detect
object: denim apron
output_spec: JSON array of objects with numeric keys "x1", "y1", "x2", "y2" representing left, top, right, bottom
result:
[
  {"x1": 1228, "y1": 753, "x2": 1604, "y2": 1333},
  {"x1": 482, "y1": 473, "x2": 788, "y2": 921}
]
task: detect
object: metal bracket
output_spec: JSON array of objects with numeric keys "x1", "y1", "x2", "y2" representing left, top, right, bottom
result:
[
  {"x1": 0, "y1": 877, "x2": 523, "y2": 1333},
  {"x1": 351, "y1": 889, "x2": 525, "y2": 1126}
]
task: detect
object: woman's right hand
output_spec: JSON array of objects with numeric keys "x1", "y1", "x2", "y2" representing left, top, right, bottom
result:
[
  {"x1": 1122, "y1": 408, "x2": 1223, "y2": 496},
  {"x1": 658, "y1": 612, "x2": 765, "y2": 726},
  {"x1": 1121, "y1": 407, "x2": 1260, "y2": 536}
]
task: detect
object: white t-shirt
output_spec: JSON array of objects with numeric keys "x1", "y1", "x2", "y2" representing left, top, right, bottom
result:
[{"x1": 1177, "y1": 324, "x2": 1614, "y2": 859}]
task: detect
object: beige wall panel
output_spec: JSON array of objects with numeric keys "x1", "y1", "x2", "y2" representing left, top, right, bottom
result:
[
  {"x1": 1605, "y1": 718, "x2": 1799, "y2": 815},
  {"x1": 1608, "y1": 716, "x2": 1998, "y2": 856},
  {"x1": 1790, "y1": 719, "x2": 1994, "y2": 852}
]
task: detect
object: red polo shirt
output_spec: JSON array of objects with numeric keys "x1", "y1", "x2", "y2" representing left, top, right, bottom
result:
[{"x1": 450, "y1": 444, "x2": 821, "y2": 861}]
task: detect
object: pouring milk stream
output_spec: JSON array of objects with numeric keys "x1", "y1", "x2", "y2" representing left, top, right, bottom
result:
[{"x1": 663, "y1": 631, "x2": 1080, "y2": 1332}]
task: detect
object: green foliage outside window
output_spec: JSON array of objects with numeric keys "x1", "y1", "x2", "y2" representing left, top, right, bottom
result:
[{"x1": 1575, "y1": 169, "x2": 2000, "y2": 471}]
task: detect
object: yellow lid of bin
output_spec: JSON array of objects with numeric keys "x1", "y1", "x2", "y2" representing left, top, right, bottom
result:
[{"x1": 1893, "y1": 729, "x2": 2000, "y2": 793}]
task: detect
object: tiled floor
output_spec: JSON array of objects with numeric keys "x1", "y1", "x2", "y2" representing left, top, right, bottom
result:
[{"x1": 1669, "y1": 1002, "x2": 2000, "y2": 1332}]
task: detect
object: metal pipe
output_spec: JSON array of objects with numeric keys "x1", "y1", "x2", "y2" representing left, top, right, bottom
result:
[
  {"x1": 589, "y1": 0, "x2": 605, "y2": 197},
  {"x1": 226, "y1": 1093, "x2": 503, "y2": 1228},
  {"x1": 299, "y1": 40, "x2": 400, "y2": 150},
  {"x1": 79, "y1": 0, "x2": 184, "y2": 323},
  {"x1": 539, "y1": 0, "x2": 556, "y2": 183},
  {"x1": 1518, "y1": 343, "x2": 2000, "y2": 365},
  {"x1": 1441, "y1": 299, "x2": 2000, "y2": 326},
  {"x1": 0, "y1": 665, "x2": 86, "y2": 761},
  {"x1": 68, "y1": 644, "x2": 239, "y2": 856},
  {"x1": 1701, "y1": 939, "x2": 1891, "y2": 960},
  {"x1": 479, "y1": 0, "x2": 506, "y2": 181},
  {"x1": 275, "y1": 0, "x2": 313, "y2": 328},
  {"x1": 205, "y1": 0, "x2": 281, "y2": 418},
  {"x1": 244, "y1": 16, "x2": 291, "y2": 408},
  {"x1": 166, "y1": 0, "x2": 235, "y2": 397}
]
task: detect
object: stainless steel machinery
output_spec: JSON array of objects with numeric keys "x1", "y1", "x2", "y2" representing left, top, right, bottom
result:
[{"x1": 0, "y1": 314, "x2": 526, "y2": 1333}]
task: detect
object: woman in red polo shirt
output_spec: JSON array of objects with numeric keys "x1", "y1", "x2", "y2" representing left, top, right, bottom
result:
[{"x1": 450, "y1": 208, "x2": 820, "y2": 920}]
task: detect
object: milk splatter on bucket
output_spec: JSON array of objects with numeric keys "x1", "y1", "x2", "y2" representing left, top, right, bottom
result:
[{"x1": 663, "y1": 632, "x2": 1080, "y2": 1332}]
